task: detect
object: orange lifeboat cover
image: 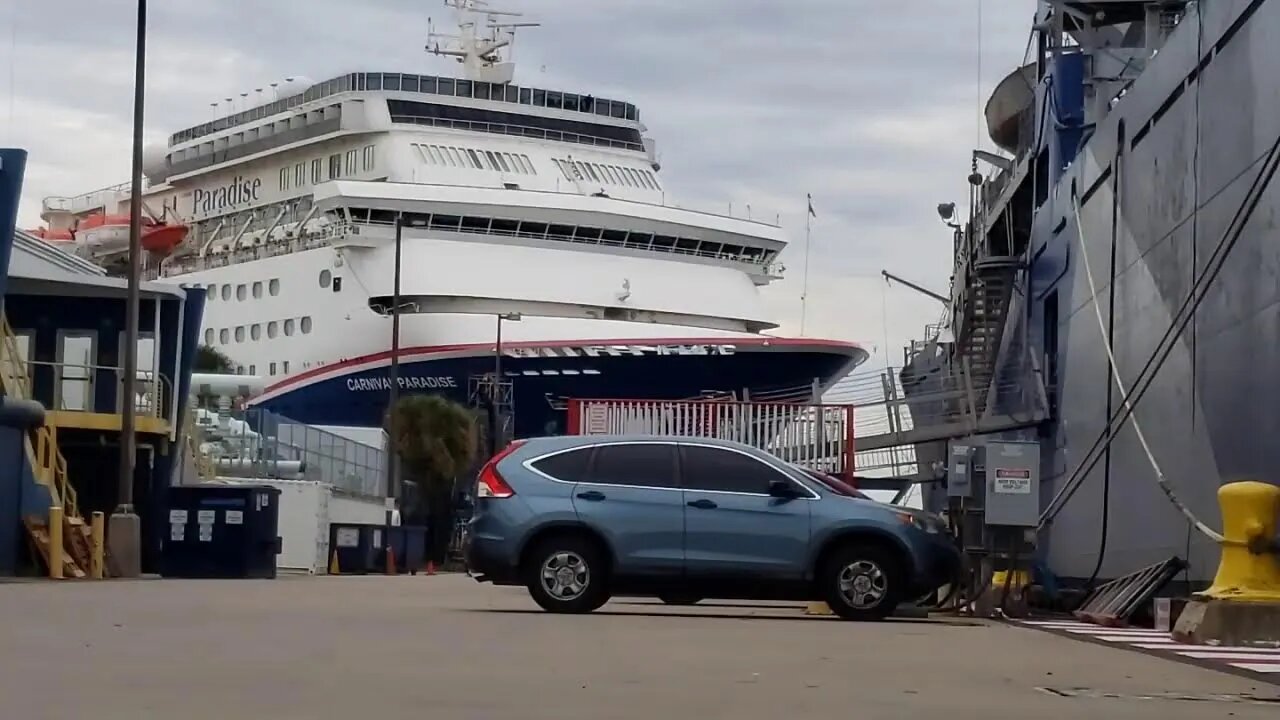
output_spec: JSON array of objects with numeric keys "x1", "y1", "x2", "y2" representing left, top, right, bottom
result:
[
  {"x1": 141, "y1": 223, "x2": 189, "y2": 257},
  {"x1": 77, "y1": 213, "x2": 131, "y2": 230}
]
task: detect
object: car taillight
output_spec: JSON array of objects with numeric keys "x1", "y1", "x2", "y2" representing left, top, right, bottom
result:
[{"x1": 477, "y1": 440, "x2": 526, "y2": 499}]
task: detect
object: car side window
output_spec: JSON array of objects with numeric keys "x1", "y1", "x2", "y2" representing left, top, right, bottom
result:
[
  {"x1": 529, "y1": 448, "x2": 592, "y2": 483},
  {"x1": 587, "y1": 443, "x2": 678, "y2": 488},
  {"x1": 679, "y1": 445, "x2": 792, "y2": 495}
]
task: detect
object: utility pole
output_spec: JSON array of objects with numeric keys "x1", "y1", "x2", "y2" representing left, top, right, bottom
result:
[
  {"x1": 384, "y1": 216, "x2": 403, "y2": 552},
  {"x1": 110, "y1": 0, "x2": 147, "y2": 578}
]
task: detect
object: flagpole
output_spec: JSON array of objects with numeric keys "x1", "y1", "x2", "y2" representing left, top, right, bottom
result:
[{"x1": 800, "y1": 193, "x2": 814, "y2": 336}]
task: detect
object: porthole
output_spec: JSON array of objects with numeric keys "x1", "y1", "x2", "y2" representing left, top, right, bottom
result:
[
  {"x1": 219, "y1": 329, "x2": 230, "y2": 344},
  {"x1": 251, "y1": 324, "x2": 262, "y2": 340},
  {"x1": 319, "y1": 269, "x2": 332, "y2": 288},
  {"x1": 235, "y1": 327, "x2": 245, "y2": 343},
  {"x1": 204, "y1": 328, "x2": 214, "y2": 344},
  {"x1": 269, "y1": 278, "x2": 281, "y2": 296},
  {"x1": 252, "y1": 281, "x2": 263, "y2": 298},
  {"x1": 236, "y1": 284, "x2": 247, "y2": 301},
  {"x1": 268, "y1": 321, "x2": 278, "y2": 339},
  {"x1": 269, "y1": 362, "x2": 277, "y2": 376},
  {"x1": 284, "y1": 319, "x2": 296, "y2": 336},
  {"x1": 221, "y1": 285, "x2": 231, "y2": 300},
  {"x1": 206, "y1": 284, "x2": 217, "y2": 300},
  {"x1": 301, "y1": 316, "x2": 313, "y2": 334}
]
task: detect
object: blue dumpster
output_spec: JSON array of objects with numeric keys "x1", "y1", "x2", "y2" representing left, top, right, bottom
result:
[
  {"x1": 160, "y1": 484, "x2": 281, "y2": 579},
  {"x1": 328, "y1": 523, "x2": 383, "y2": 575}
]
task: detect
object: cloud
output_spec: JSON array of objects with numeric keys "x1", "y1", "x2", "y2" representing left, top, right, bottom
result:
[{"x1": 3, "y1": 0, "x2": 1028, "y2": 363}]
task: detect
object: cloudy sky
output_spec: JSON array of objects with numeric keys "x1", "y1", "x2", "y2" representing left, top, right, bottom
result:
[{"x1": 2, "y1": 0, "x2": 1030, "y2": 371}]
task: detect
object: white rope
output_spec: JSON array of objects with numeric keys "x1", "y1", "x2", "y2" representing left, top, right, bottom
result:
[{"x1": 1070, "y1": 196, "x2": 1224, "y2": 543}]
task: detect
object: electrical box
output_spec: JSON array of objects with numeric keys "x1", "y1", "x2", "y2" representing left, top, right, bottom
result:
[
  {"x1": 947, "y1": 442, "x2": 975, "y2": 497},
  {"x1": 983, "y1": 440, "x2": 1041, "y2": 527}
]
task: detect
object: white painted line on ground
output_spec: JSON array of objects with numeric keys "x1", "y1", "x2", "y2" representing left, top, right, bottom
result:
[
  {"x1": 1133, "y1": 643, "x2": 1280, "y2": 652},
  {"x1": 1061, "y1": 628, "x2": 1167, "y2": 636},
  {"x1": 1176, "y1": 651, "x2": 1280, "y2": 661},
  {"x1": 1227, "y1": 662, "x2": 1280, "y2": 673},
  {"x1": 1096, "y1": 635, "x2": 1174, "y2": 643}
]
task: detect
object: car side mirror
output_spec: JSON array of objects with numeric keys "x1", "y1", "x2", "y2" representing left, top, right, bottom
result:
[{"x1": 768, "y1": 479, "x2": 800, "y2": 499}]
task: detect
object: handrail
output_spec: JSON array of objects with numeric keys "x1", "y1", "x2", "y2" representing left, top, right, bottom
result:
[{"x1": 21, "y1": 359, "x2": 172, "y2": 419}]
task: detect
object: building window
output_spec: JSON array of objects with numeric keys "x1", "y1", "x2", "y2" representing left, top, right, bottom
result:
[
  {"x1": 235, "y1": 327, "x2": 245, "y2": 343},
  {"x1": 268, "y1": 321, "x2": 279, "y2": 339},
  {"x1": 221, "y1": 285, "x2": 231, "y2": 300},
  {"x1": 294, "y1": 162, "x2": 305, "y2": 187},
  {"x1": 284, "y1": 319, "x2": 296, "y2": 336},
  {"x1": 220, "y1": 329, "x2": 230, "y2": 344},
  {"x1": 236, "y1": 284, "x2": 247, "y2": 301},
  {"x1": 252, "y1": 281, "x2": 263, "y2": 298},
  {"x1": 319, "y1": 269, "x2": 332, "y2": 288},
  {"x1": 301, "y1": 316, "x2": 313, "y2": 334},
  {"x1": 269, "y1": 361, "x2": 277, "y2": 376},
  {"x1": 251, "y1": 324, "x2": 262, "y2": 340},
  {"x1": 346, "y1": 149, "x2": 358, "y2": 175},
  {"x1": 329, "y1": 154, "x2": 342, "y2": 179},
  {"x1": 311, "y1": 158, "x2": 322, "y2": 184},
  {"x1": 269, "y1": 278, "x2": 280, "y2": 296},
  {"x1": 362, "y1": 145, "x2": 375, "y2": 171},
  {"x1": 279, "y1": 167, "x2": 290, "y2": 191},
  {"x1": 204, "y1": 328, "x2": 214, "y2": 344}
]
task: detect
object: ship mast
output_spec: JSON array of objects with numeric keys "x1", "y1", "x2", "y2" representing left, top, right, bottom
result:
[{"x1": 426, "y1": 0, "x2": 540, "y2": 84}]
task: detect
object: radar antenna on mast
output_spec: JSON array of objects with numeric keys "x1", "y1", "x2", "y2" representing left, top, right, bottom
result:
[{"x1": 426, "y1": 0, "x2": 540, "y2": 85}]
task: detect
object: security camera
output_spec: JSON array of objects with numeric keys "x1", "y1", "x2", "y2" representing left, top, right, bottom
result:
[{"x1": 936, "y1": 203, "x2": 956, "y2": 222}]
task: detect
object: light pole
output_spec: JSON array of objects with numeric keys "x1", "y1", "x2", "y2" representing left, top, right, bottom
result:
[
  {"x1": 491, "y1": 312, "x2": 521, "y2": 455},
  {"x1": 384, "y1": 216, "x2": 404, "y2": 555},
  {"x1": 111, "y1": 0, "x2": 147, "y2": 578}
]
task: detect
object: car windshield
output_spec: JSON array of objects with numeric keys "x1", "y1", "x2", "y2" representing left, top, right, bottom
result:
[{"x1": 794, "y1": 466, "x2": 869, "y2": 499}]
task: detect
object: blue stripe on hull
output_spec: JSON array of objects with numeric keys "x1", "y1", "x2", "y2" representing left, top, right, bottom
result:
[{"x1": 255, "y1": 350, "x2": 853, "y2": 436}]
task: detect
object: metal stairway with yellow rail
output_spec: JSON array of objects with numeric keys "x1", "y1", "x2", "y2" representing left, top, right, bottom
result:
[{"x1": 1, "y1": 315, "x2": 99, "y2": 577}]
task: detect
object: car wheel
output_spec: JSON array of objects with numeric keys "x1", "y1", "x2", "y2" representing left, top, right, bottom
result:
[
  {"x1": 820, "y1": 544, "x2": 903, "y2": 621},
  {"x1": 524, "y1": 535, "x2": 610, "y2": 614},
  {"x1": 657, "y1": 594, "x2": 702, "y2": 606}
]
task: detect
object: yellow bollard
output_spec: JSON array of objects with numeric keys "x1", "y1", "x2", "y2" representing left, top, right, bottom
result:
[
  {"x1": 1200, "y1": 481, "x2": 1280, "y2": 602},
  {"x1": 48, "y1": 506, "x2": 63, "y2": 580},
  {"x1": 90, "y1": 511, "x2": 105, "y2": 579}
]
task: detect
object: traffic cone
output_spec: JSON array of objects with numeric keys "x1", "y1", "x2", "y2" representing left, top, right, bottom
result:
[
  {"x1": 385, "y1": 546, "x2": 397, "y2": 575},
  {"x1": 328, "y1": 550, "x2": 340, "y2": 575},
  {"x1": 426, "y1": 560, "x2": 436, "y2": 576}
]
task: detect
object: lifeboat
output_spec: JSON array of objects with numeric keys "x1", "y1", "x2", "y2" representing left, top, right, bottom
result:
[
  {"x1": 27, "y1": 227, "x2": 77, "y2": 251},
  {"x1": 76, "y1": 213, "x2": 132, "y2": 253},
  {"x1": 76, "y1": 213, "x2": 190, "y2": 258}
]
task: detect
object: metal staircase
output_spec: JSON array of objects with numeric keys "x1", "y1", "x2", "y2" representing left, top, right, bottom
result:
[
  {"x1": 1, "y1": 314, "x2": 96, "y2": 577},
  {"x1": 956, "y1": 258, "x2": 1020, "y2": 414}
]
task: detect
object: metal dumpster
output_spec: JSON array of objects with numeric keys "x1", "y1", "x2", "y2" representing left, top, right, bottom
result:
[{"x1": 160, "y1": 484, "x2": 281, "y2": 579}]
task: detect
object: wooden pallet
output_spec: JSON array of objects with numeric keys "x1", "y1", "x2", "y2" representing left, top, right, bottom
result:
[{"x1": 23, "y1": 516, "x2": 86, "y2": 578}]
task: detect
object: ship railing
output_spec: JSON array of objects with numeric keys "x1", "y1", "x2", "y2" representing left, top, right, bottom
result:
[
  {"x1": 390, "y1": 114, "x2": 647, "y2": 153},
  {"x1": 41, "y1": 182, "x2": 135, "y2": 217}
]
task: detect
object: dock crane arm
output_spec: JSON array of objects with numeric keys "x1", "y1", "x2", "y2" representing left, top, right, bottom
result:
[{"x1": 881, "y1": 270, "x2": 949, "y2": 306}]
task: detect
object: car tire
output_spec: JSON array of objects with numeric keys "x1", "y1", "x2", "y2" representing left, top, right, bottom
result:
[
  {"x1": 819, "y1": 543, "x2": 903, "y2": 621},
  {"x1": 524, "y1": 534, "x2": 611, "y2": 614},
  {"x1": 657, "y1": 594, "x2": 702, "y2": 606}
]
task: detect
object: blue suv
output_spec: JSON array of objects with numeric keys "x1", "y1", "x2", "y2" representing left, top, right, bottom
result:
[{"x1": 465, "y1": 435, "x2": 959, "y2": 621}]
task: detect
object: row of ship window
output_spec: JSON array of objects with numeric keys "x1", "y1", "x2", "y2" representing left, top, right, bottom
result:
[
  {"x1": 203, "y1": 270, "x2": 340, "y2": 302},
  {"x1": 278, "y1": 145, "x2": 377, "y2": 192},
  {"x1": 553, "y1": 159, "x2": 660, "y2": 191},
  {"x1": 412, "y1": 143, "x2": 538, "y2": 175},
  {"x1": 204, "y1": 316, "x2": 313, "y2": 346},
  {"x1": 232, "y1": 360, "x2": 290, "y2": 377}
]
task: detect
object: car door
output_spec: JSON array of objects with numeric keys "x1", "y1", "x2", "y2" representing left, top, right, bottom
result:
[
  {"x1": 562, "y1": 442, "x2": 684, "y2": 578},
  {"x1": 678, "y1": 443, "x2": 814, "y2": 580}
]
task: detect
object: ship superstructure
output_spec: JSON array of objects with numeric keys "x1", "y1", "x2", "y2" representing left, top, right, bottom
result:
[{"x1": 35, "y1": 1, "x2": 867, "y2": 438}]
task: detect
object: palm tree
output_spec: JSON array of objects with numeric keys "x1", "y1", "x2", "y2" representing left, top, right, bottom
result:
[{"x1": 386, "y1": 395, "x2": 479, "y2": 564}]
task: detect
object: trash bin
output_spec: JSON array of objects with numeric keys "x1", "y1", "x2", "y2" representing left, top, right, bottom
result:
[
  {"x1": 160, "y1": 484, "x2": 281, "y2": 579},
  {"x1": 370, "y1": 525, "x2": 428, "y2": 574},
  {"x1": 328, "y1": 523, "x2": 384, "y2": 575}
]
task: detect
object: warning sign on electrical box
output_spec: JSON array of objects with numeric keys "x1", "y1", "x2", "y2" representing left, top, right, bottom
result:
[{"x1": 993, "y1": 467, "x2": 1032, "y2": 494}]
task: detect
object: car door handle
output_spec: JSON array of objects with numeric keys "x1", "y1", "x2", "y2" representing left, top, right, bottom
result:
[
  {"x1": 687, "y1": 498, "x2": 718, "y2": 510},
  {"x1": 576, "y1": 490, "x2": 606, "y2": 502}
]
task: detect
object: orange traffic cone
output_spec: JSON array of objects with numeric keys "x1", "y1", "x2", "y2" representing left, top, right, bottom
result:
[
  {"x1": 385, "y1": 546, "x2": 397, "y2": 575},
  {"x1": 329, "y1": 549, "x2": 340, "y2": 575},
  {"x1": 426, "y1": 560, "x2": 436, "y2": 576}
]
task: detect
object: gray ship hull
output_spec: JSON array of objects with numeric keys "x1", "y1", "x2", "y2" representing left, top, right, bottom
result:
[{"x1": 1031, "y1": 0, "x2": 1278, "y2": 583}]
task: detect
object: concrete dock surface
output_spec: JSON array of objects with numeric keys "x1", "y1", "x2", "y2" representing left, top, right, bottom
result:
[{"x1": 2, "y1": 574, "x2": 1277, "y2": 719}]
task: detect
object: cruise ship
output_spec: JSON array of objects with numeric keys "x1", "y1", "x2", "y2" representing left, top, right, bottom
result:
[{"x1": 31, "y1": 1, "x2": 867, "y2": 438}]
